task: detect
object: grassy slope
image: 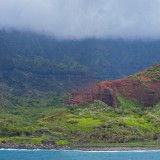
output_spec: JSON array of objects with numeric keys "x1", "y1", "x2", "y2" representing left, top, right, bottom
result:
[
  {"x1": 0, "y1": 96, "x2": 160, "y2": 147},
  {"x1": 130, "y1": 64, "x2": 160, "y2": 82}
]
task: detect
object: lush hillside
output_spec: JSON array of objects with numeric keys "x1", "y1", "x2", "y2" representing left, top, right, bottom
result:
[
  {"x1": 0, "y1": 54, "x2": 90, "y2": 95},
  {"x1": 0, "y1": 93, "x2": 160, "y2": 148},
  {"x1": 0, "y1": 30, "x2": 160, "y2": 148},
  {"x1": 0, "y1": 65, "x2": 160, "y2": 148},
  {"x1": 130, "y1": 64, "x2": 160, "y2": 82}
]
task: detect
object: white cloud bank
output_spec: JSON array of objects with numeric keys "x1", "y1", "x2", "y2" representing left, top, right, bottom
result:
[{"x1": 1, "y1": 0, "x2": 160, "y2": 39}]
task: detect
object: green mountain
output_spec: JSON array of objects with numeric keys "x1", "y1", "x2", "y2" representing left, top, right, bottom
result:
[
  {"x1": 0, "y1": 64, "x2": 160, "y2": 148},
  {"x1": 0, "y1": 30, "x2": 160, "y2": 148},
  {"x1": 0, "y1": 29, "x2": 160, "y2": 100},
  {"x1": 1, "y1": 30, "x2": 160, "y2": 81}
]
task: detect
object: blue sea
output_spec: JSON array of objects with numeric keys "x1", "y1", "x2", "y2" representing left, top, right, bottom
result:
[{"x1": 0, "y1": 149, "x2": 160, "y2": 160}]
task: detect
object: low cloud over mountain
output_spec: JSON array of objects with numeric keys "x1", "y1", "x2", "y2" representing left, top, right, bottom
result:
[{"x1": 1, "y1": 0, "x2": 160, "y2": 39}]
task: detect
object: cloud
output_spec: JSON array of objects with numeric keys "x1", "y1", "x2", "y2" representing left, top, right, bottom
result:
[{"x1": 0, "y1": 0, "x2": 160, "y2": 39}]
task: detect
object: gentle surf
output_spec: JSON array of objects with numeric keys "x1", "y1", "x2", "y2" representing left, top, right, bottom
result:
[{"x1": 0, "y1": 149, "x2": 160, "y2": 160}]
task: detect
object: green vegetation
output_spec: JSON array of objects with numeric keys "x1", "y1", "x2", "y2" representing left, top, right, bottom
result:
[
  {"x1": 131, "y1": 64, "x2": 160, "y2": 82},
  {"x1": 0, "y1": 96, "x2": 159, "y2": 147},
  {"x1": 1, "y1": 29, "x2": 160, "y2": 83}
]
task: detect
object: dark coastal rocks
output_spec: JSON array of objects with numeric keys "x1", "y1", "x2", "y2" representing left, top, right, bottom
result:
[
  {"x1": 70, "y1": 146, "x2": 160, "y2": 151},
  {"x1": 0, "y1": 142, "x2": 160, "y2": 151},
  {"x1": 0, "y1": 143, "x2": 69, "y2": 150}
]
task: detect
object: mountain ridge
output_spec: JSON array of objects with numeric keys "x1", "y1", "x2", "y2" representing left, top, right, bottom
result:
[{"x1": 0, "y1": 29, "x2": 160, "y2": 103}]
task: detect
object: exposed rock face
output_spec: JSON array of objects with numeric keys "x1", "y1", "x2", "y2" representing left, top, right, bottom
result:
[
  {"x1": 68, "y1": 76, "x2": 160, "y2": 107},
  {"x1": 68, "y1": 83, "x2": 118, "y2": 108},
  {"x1": 99, "y1": 78, "x2": 160, "y2": 107},
  {"x1": 97, "y1": 88, "x2": 118, "y2": 107}
]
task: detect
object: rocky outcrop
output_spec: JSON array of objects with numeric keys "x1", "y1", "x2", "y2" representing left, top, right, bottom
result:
[
  {"x1": 68, "y1": 73, "x2": 160, "y2": 107},
  {"x1": 69, "y1": 85, "x2": 118, "y2": 107}
]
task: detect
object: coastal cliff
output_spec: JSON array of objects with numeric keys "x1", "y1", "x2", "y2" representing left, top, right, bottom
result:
[{"x1": 68, "y1": 64, "x2": 160, "y2": 107}]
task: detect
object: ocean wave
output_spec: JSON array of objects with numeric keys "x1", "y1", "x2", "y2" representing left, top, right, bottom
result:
[
  {"x1": 0, "y1": 149, "x2": 160, "y2": 153},
  {"x1": 0, "y1": 148, "x2": 43, "y2": 151}
]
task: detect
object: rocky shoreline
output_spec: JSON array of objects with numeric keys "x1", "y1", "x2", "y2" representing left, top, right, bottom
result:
[
  {"x1": 0, "y1": 143, "x2": 64, "y2": 150},
  {"x1": 71, "y1": 146, "x2": 160, "y2": 151},
  {"x1": 0, "y1": 143, "x2": 160, "y2": 151}
]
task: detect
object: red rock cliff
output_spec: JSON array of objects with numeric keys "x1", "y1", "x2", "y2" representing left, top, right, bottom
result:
[{"x1": 68, "y1": 65, "x2": 160, "y2": 107}]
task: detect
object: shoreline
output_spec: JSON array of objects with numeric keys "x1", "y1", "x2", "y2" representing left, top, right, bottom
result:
[
  {"x1": 70, "y1": 146, "x2": 160, "y2": 151},
  {"x1": 0, "y1": 144, "x2": 160, "y2": 151}
]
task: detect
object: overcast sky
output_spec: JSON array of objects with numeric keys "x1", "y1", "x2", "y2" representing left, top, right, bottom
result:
[{"x1": 1, "y1": 0, "x2": 160, "y2": 39}]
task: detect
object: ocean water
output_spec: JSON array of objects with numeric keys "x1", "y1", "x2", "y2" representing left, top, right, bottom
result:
[{"x1": 0, "y1": 149, "x2": 160, "y2": 160}]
